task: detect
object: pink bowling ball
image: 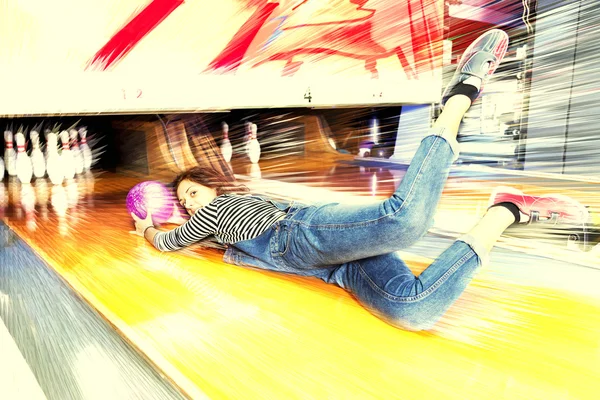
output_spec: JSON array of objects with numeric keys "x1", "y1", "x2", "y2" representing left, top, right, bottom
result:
[{"x1": 126, "y1": 181, "x2": 175, "y2": 224}]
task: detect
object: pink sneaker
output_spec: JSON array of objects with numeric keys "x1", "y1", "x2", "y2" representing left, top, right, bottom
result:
[
  {"x1": 442, "y1": 29, "x2": 509, "y2": 106},
  {"x1": 489, "y1": 186, "x2": 589, "y2": 225}
]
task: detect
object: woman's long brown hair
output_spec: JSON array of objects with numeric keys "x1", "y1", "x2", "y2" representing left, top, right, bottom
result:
[{"x1": 172, "y1": 167, "x2": 249, "y2": 195}]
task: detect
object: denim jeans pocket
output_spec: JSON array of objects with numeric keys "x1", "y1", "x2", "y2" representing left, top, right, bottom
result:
[{"x1": 273, "y1": 221, "x2": 292, "y2": 256}]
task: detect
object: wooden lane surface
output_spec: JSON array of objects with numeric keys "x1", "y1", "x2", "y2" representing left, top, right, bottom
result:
[{"x1": 2, "y1": 169, "x2": 600, "y2": 399}]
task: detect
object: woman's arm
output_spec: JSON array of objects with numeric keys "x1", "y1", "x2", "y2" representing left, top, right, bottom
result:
[{"x1": 131, "y1": 203, "x2": 218, "y2": 251}]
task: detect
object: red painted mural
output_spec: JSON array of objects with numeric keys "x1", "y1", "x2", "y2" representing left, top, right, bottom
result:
[
  {"x1": 88, "y1": 0, "x2": 186, "y2": 70},
  {"x1": 88, "y1": 0, "x2": 442, "y2": 80}
]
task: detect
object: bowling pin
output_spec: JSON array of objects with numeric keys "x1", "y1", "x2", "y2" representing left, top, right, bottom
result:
[
  {"x1": 15, "y1": 131, "x2": 33, "y2": 184},
  {"x1": 78, "y1": 127, "x2": 93, "y2": 171},
  {"x1": 44, "y1": 129, "x2": 52, "y2": 160},
  {"x1": 4, "y1": 130, "x2": 17, "y2": 176},
  {"x1": 245, "y1": 121, "x2": 252, "y2": 142},
  {"x1": 246, "y1": 123, "x2": 261, "y2": 164},
  {"x1": 69, "y1": 128, "x2": 84, "y2": 174},
  {"x1": 46, "y1": 132, "x2": 64, "y2": 185},
  {"x1": 220, "y1": 122, "x2": 232, "y2": 162},
  {"x1": 59, "y1": 130, "x2": 75, "y2": 180},
  {"x1": 30, "y1": 130, "x2": 46, "y2": 178},
  {"x1": 0, "y1": 156, "x2": 4, "y2": 181}
]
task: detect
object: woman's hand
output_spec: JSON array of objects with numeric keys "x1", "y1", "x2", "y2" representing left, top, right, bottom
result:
[{"x1": 131, "y1": 210, "x2": 154, "y2": 237}]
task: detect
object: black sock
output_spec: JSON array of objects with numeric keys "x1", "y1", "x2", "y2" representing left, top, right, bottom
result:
[
  {"x1": 490, "y1": 202, "x2": 521, "y2": 224},
  {"x1": 443, "y1": 83, "x2": 480, "y2": 104}
]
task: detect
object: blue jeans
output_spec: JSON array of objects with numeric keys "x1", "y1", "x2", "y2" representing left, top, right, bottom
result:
[{"x1": 226, "y1": 130, "x2": 486, "y2": 331}]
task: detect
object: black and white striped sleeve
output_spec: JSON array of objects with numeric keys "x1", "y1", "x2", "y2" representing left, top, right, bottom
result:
[{"x1": 153, "y1": 202, "x2": 218, "y2": 251}]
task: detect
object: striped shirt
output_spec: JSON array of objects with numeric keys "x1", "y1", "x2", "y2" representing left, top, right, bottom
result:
[{"x1": 154, "y1": 194, "x2": 287, "y2": 251}]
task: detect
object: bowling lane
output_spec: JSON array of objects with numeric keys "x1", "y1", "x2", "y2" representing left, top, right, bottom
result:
[
  {"x1": 1, "y1": 167, "x2": 600, "y2": 399},
  {"x1": 0, "y1": 222, "x2": 187, "y2": 400}
]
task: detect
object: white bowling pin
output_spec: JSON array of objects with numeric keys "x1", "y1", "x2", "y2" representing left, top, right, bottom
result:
[
  {"x1": 46, "y1": 132, "x2": 64, "y2": 185},
  {"x1": 69, "y1": 128, "x2": 84, "y2": 174},
  {"x1": 4, "y1": 130, "x2": 17, "y2": 176},
  {"x1": 30, "y1": 130, "x2": 46, "y2": 178},
  {"x1": 0, "y1": 156, "x2": 4, "y2": 181},
  {"x1": 246, "y1": 123, "x2": 261, "y2": 164},
  {"x1": 44, "y1": 129, "x2": 52, "y2": 160},
  {"x1": 245, "y1": 121, "x2": 252, "y2": 141},
  {"x1": 78, "y1": 127, "x2": 93, "y2": 170},
  {"x1": 59, "y1": 130, "x2": 75, "y2": 180},
  {"x1": 220, "y1": 122, "x2": 232, "y2": 162},
  {"x1": 15, "y1": 132, "x2": 33, "y2": 184}
]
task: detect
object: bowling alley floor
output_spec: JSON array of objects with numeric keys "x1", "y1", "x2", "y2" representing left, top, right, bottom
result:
[
  {"x1": 0, "y1": 222, "x2": 187, "y2": 399},
  {"x1": 1, "y1": 163, "x2": 599, "y2": 399}
]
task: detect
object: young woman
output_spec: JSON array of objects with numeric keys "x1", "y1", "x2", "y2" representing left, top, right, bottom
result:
[{"x1": 132, "y1": 30, "x2": 588, "y2": 331}]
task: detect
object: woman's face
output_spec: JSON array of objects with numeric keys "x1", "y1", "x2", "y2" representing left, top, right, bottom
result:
[{"x1": 176, "y1": 179, "x2": 218, "y2": 216}]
